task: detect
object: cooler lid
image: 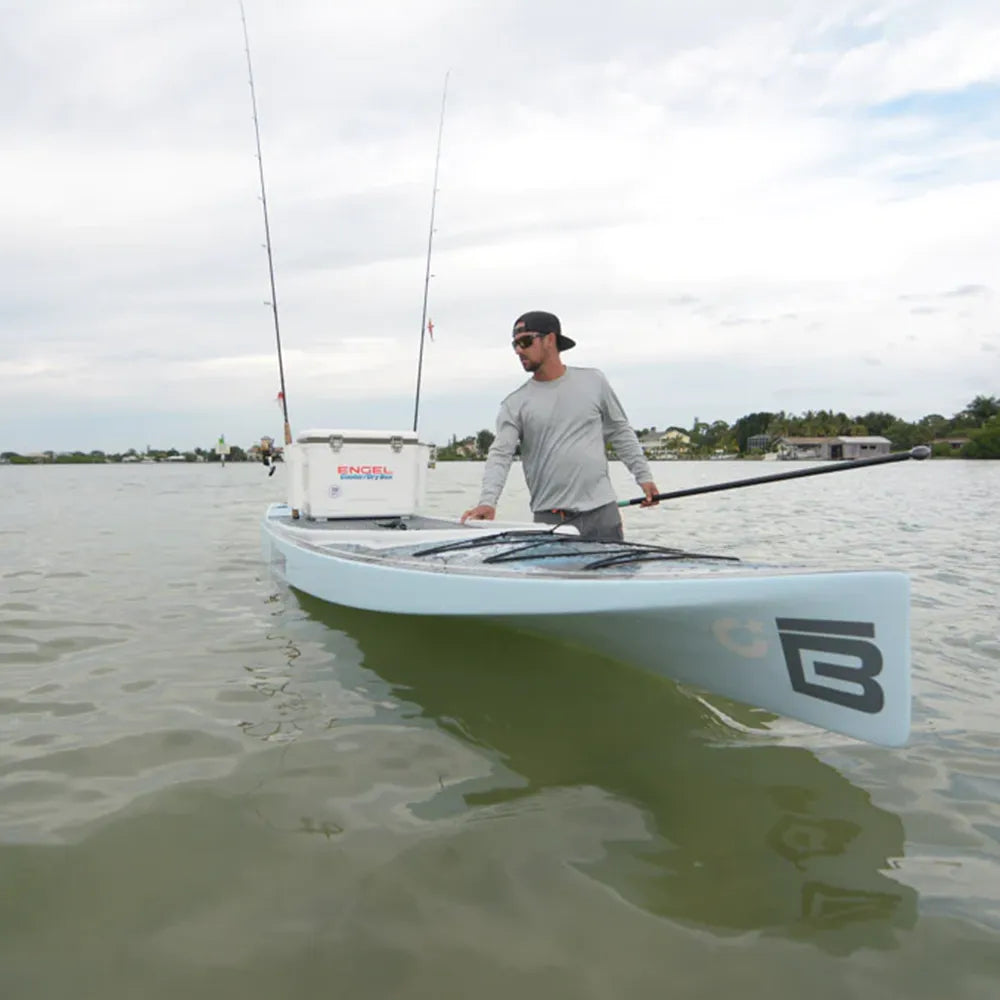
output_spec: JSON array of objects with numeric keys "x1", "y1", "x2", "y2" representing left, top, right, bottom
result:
[{"x1": 296, "y1": 428, "x2": 420, "y2": 445}]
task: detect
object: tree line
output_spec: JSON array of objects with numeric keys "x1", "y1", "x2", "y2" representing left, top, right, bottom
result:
[
  {"x1": 0, "y1": 445, "x2": 252, "y2": 464},
  {"x1": 5, "y1": 394, "x2": 997, "y2": 464}
]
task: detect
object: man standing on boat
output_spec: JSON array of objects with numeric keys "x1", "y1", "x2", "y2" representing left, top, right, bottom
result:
[{"x1": 461, "y1": 310, "x2": 658, "y2": 541}]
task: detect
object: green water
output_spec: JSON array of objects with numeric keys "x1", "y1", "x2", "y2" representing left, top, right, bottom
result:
[{"x1": 1, "y1": 461, "x2": 998, "y2": 998}]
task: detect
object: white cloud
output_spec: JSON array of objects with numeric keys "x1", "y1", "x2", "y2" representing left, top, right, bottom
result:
[
  {"x1": 822, "y1": 22, "x2": 1000, "y2": 105},
  {"x1": 1, "y1": 0, "x2": 998, "y2": 451}
]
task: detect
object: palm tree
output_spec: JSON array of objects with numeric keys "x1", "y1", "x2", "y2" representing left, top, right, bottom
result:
[{"x1": 962, "y1": 395, "x2": 1000, "y2": 426}]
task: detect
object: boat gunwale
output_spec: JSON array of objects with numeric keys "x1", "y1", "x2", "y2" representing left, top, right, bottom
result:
[{"x1": 262, "y1": 509, "x2": 902, "y2": 584}]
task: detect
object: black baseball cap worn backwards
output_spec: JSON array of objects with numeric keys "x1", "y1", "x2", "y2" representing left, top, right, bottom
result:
[{"x1": 513, "y1": 310, "x2": 576, "y2": 352}]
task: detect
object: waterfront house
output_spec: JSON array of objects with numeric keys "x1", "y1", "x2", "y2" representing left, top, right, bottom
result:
[
  {"x1": 932, "y1": 437, "x2": 970, "y2": 453},
  {"x1": 776, "y1": 436, "x2": 891, "y2": 460}
]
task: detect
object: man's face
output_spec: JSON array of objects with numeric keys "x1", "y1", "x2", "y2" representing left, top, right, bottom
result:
[{"x1": 512, "y1": 330, "x2": 548, "y2": 372}]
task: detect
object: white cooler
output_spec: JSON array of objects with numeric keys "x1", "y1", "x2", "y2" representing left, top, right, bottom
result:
[{"x1": 289, "y1": 429, "x2": 430, "y2": 518}]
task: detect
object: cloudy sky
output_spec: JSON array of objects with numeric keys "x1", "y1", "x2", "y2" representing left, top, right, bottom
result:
[{"x1": 2, "y1": 0, "x2": 998, "y2": 452}]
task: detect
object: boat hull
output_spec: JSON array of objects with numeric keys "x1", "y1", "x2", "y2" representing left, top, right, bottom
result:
[{"x1": 261, "y1": 504, "x2": 910, "y2": 746}]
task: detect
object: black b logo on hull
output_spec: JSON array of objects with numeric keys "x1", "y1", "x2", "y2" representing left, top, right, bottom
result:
[{"x1": 776, "y1": 618, "x2": 884, "y2": 714}]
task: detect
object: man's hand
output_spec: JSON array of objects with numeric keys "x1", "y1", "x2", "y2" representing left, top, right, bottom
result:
[
  {"x1": 638, "y1": 482, "x2": 660, "y2": 507},
  {"x1": 461, "y1": 504, "x2": 497, "y2": 523}
]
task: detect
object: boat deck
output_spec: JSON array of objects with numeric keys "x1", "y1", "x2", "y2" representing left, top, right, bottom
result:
[
  {"x1": 263, "y1": 505, "x2": 890, "y2": 585},
  {"x1": 262, "y1": 505, "x2": 781, "y2": 579}
]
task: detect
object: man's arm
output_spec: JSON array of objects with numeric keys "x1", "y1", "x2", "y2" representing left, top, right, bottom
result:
[
  {"x1": 461, "y1": 403, "x2": 519, "y2": 521},
  {"x1": 598, "y1": 376, "x2": 653, "y2": 485}
]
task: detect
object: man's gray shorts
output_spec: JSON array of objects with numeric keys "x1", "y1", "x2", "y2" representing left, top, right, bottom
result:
[{"x1": 533, "y1": 501, "x2": 624, "y2": 542}]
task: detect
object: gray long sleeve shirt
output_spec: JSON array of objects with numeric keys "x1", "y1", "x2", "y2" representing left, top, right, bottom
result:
[{"x1": 479, "y1": 366, "x2": 652, "y2": 512}]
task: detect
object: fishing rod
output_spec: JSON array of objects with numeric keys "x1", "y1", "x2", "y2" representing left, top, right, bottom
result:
[
  {"x1": 238, "y1": 1, "x2": 291, "y2": 450},
  {"x1": 412, "y1": 71, "x2": 450, "y2": 433},
  {"x1": 618, "y1": 445, "x2": 932, "y2": 507}
]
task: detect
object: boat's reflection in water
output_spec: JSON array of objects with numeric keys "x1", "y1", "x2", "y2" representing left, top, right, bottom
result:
[{"x1": 294, "y1": 591, "x2": 917, "y2": 954}]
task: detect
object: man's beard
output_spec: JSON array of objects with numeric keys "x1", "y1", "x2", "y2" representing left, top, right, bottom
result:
[{"x1": 520, "y1": 357, "x2": 541, "y2": 373}]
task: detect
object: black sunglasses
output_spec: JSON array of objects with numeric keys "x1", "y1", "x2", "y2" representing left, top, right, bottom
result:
[{"x1": 512, "y1": 332, "x2": 548, "y2": 350}]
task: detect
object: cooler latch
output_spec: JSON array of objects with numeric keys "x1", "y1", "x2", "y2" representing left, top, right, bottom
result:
[
  {"x1": 327, "y1": 434, "x2": 344, "y2": 451},
  {"x1": 390, "y1": 436, "x2": 404, "y2": 452}
]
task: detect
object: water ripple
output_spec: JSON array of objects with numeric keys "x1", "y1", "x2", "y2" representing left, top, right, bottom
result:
[{"x1": 0, "y1": 460, "x2": 997, "y2": 995}]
